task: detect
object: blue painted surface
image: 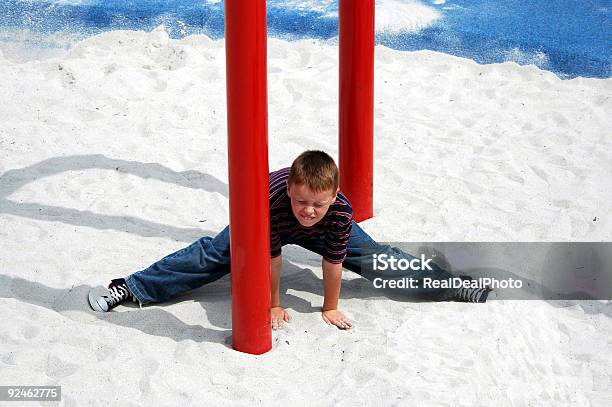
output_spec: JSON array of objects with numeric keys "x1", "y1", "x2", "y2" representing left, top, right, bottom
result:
[{"x1": 0, "y1": 0, "x2": 609, "y2": 78}]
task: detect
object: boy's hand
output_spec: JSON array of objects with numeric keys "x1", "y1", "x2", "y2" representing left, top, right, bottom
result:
[
  {"x1": 271, "y1": 306, "x2": 290, "y2": 330},
  {"x1": 322, "y1": 309, "x2": 352, "y2": 330}
]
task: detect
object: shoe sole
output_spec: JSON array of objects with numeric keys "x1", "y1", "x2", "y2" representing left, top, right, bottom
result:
[{"x1": 88, "y1": 289, "x2": 109, "y2": 312}]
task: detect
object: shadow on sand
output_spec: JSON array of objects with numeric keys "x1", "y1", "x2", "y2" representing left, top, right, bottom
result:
[{"x1": 0, "y1": 154, "x2": 227, "y2": 242}]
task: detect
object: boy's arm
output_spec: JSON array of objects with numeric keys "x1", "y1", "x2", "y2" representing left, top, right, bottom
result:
[
  {"x1": 322, "y1": 259, "x2": 352, "y2": 329},
  {"x1": 322, "y1": 259, "x2": 343, "y2": 311},
  {"x1": 270, "y1": 255, "x2": 282, "y2": 307},
  {"x1": 270, "y1": 255, "x2": 289, "y2": 329}
]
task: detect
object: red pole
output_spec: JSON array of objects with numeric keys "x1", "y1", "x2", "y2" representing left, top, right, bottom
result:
[
  {"x1": 339, "y1": 0, "x2": 375, "y2": 222},
  {"x1": 225, "y1": 0, "x2": 272, "y2": 355}
]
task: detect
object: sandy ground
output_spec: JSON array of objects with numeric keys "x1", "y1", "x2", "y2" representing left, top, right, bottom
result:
[{"x1": 1, "y1": 27, "x2": 611, "y2": 406}]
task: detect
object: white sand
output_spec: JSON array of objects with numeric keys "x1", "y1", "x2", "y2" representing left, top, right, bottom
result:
[{"x1": 1, "y1": 27, "x2": 611, "y2": 406}]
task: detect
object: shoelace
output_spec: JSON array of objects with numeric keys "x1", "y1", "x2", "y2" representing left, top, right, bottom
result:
[
  {"x1": 105, "y1": 285, "x2": 131, "y2": 306},
  {"x1": 456, "y1": 286, "x2": 490, "y2": 303}
]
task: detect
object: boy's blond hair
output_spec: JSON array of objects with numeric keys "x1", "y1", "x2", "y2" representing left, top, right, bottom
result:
[{"x1": 288, "y1": 151, "x2": 339, "y2": 193}]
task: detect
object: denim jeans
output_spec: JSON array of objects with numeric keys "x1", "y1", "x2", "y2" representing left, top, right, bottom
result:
[{"x1": 126, "y1": 221, "x2": 458, "y2": 305}]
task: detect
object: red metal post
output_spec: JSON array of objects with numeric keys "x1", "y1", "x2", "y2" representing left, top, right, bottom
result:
[
  {"x1": 339, "y1": 0, "x2": 375, "y2": 222},
  {"x1": 225, "y1": 0, "x2": 272, "y2": 355}
]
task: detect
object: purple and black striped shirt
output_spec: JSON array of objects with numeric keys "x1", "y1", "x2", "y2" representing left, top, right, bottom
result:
[{"x1": 269, "y1": 167, "x2": 353, "y2": 264}]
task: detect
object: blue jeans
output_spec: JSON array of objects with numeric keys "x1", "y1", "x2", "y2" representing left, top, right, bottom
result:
[{"x1": 126, "y1": 222, "x2": 458, "y2": 304}]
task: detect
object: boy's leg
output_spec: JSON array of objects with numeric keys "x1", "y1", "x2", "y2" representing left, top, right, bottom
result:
[
  {"x1": 125, "y1": 226, "x2": 232, "y2": 305},
  {"x1": 342, "y1": 222, "x2": 458, "y2": 300},
  {"x1": 297, "y1": 221, "x2": 457, "y2": 301}
]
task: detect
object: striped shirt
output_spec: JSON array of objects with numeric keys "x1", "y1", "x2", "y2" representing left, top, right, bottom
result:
[{"x1": 269, "y1": 167, "x2": 353, "y2": 264}]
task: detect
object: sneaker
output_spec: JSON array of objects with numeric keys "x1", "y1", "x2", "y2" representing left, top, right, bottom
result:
[
  {"x1": 88, "y1": 278, "x2": 134, "y2": 312},
  {"x1": 453, "y1": 275, "x2": 495, "y2": 303}
]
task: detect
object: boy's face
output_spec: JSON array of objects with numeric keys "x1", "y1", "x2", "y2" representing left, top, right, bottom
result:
[{"x1": 287, "y1": 182, "x2": 338, "y2": 227}]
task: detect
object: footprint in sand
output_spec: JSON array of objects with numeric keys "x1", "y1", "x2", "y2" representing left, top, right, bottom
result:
[
  {"x1": 21, "y1": 325, "x2": 41, "y2": 339},
  {"x1": 95, "y1": 343, "x2": 119, "y2": 362},
  {"x1": 592, "y1": 94, "x2": 609, "y2": 107},
  {"x1": 138, "y1": 358, "x2": 160, "y2": 395},
  {"x1": 103, "y1": 63, "x2": 117, "y2": 75},
  {"x1": 56, "y1": 64, "x2": 76, "y2": 88},
  {"x1": 154, "y1": 79, "x2": 167, "y2": 92},
  {"x1": 282, "y1": 79, "x2": 303, "y2": 103},
  {"x1": 144, "y1": 71, "x2": 168, "y2": 92},
  {"x1": 45, "y1": 354, "x2": 79, "y2": 379},
  {"x1": 1, "y1": 352, "x2": 17, "y2": 366},
  {"x1": 295, "y1": 48, "x2": 312, "y2": 70}
]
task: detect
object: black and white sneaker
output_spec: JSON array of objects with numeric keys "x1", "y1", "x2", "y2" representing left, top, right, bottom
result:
[
  {"x1": 88, "y1": 278, "x2": 135, "y2": 312},
  {"x1": 453, "y1": 275, "x2": 496, "y2": 303}
]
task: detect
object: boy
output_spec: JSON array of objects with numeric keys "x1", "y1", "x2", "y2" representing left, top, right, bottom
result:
[{"x1": 89, "y1": 151, "x2": 493, "y2": 329}]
